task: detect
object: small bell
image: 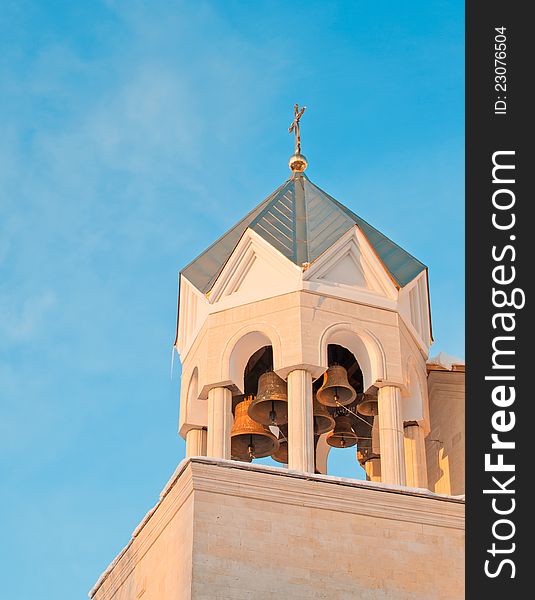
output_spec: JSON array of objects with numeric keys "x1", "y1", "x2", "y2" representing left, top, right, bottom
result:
[
  {"x1": 356, "y1": 393, "x2": 378, "y2": 416},
  {"x1": 271, "y1": 423, "x2": 288, "y2": 464},
  {"x1": 248, "y1": 371, "x2": 288, "y2": 426},
  {"x1": 231, "y1": 395, "x2": 279, "y2": 461},
  {"x1": 326, "y1": 415, "x2": 358, "y2": 448},
  {"x1": 317, "y1": 365, "x2": 356, "y2": 407},
  {"x1": 313, "y1": 394, "x2": 336, "y2": 435},
  {"x1": 356, "y1": 437, "x2": 372, "y2": 465}
]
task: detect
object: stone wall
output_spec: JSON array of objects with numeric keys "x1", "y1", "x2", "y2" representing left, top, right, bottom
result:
[
  {"x1": 426, "y1": 368, "x2": 465, "y2": 496},
  {"x1": 91, "y1": 459, "x2": 464, "y2": 600},
  {"x1": 90, "y1": 468, "x2": 195, "y2": 600}
]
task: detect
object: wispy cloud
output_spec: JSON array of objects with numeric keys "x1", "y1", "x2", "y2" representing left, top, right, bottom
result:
[{"x1": 0, "y1": 289, "x2": 57, "y2": 341}]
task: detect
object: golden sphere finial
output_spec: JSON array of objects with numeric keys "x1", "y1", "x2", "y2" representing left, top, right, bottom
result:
[{"x1": 289, "y1": 153, "x2": 308, "y2": 172}]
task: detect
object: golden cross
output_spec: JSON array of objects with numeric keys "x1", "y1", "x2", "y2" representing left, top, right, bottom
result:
[{"x1": 288, "y1": 103, "x2": 306, "y2": 154}]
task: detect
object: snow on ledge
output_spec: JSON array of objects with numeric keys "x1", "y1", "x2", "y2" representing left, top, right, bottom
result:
[{"x1": 427, "y1": 351, "x2": 465, "y2": 371}]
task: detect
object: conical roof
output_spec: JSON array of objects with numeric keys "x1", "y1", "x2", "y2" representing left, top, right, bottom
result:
[{"x1": 181, "y1": 172, "x2": 426, "y2": 293}]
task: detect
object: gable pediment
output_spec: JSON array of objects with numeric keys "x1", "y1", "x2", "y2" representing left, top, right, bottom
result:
[
  {"x1": 208, "y1": 228, "x2": 302, "y2": 307},
  {"x1": 317, "y1": 250, "x2": 369, "y2": 288},
  {"x1": 303, "y1": 227, "x2": 398, "y2": 303}
]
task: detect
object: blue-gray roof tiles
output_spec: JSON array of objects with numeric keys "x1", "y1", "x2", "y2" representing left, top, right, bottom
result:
[{"x1": 181, "y1": 172, "x2": 426, "y2": 293}]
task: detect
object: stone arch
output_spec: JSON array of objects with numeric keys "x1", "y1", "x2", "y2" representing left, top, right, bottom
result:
[
  {"x1": 222, "y1": 323, "x2": 283, "y2": 393},
  {"x1": 402, "y1": 356, "x2": 428, "y2": 426},
  {"x1": 187, "y1": 367, "x2": 199, "y2": 407},
  {"x1": 182, "y1": 366, "x2": 207, "y2": 429},
  {"x1": 319, "y1": 323, "x2": 386, "y2": 392}
]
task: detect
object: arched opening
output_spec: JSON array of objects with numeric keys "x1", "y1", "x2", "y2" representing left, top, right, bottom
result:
[
  {"x1": 320, "y1": 344, "x2": 375, "y2": 481},
  {"x1": 224, "y1": 326, "x2": 281, "y2": 393},
  {"x1": 184, "y1": 366, "x2": 206, "y2": 426},
  {"x1": 231, "y1": 345, "x2": 281, "y2": 467},
  {"x1": 319, "y1": 325, "x2": 386, "y2": 392},
  {"x1": 229, "y1": 342, "x2": 380, "y2": 480},
  {"x1": 244, "y1": 346, "x2": 273, "y2": 396}
]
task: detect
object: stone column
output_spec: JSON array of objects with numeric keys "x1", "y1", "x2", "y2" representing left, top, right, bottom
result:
[
  {"x1": 378, "y1": 386, "x2": 406, "y2": 486},
  {"x1": 364, "y1": 456, "x2": 382, "y2": 482},
  {"x1": 287, "y1": 369, "x2": 315, "y2": 472},
  {"x1": 207, "y1": 387, "x2": 233, "y2": 459},
  {"x1": 404, "y1": 421, "x2": 428, "y2": 489},
  {"x1": 364, "y1": 416, "x2": 381, "y2": 482},
  {"x1": 185, "y1": 427, "x2": 207, "y2": 458}
]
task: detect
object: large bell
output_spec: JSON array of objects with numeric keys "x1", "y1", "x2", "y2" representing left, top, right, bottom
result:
[
  {"x1": 248, "y1": 371, "x2": 288, "y2": 426},
  {"x1": 313, "y1": 394, "x2": 336, "y2": 435},
  {"x1": 271, "y1": 423, "x2": 288, "y2": 464},
  {"x1": 316, "y1": 365, "x2": 356, "y2": 407},
  {"x1": 357, "y1": 393, "x2": 378, "y2": 416},
  {"x1": 326, "y1": 415, "x2": 358, "y2": 448},
  {"x1": 231, "y1": 396, "x2": 279, "y2": 461}
]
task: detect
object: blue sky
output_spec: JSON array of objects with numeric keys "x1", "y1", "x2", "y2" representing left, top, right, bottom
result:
[{"x1": 0, "y1": 1, "x2": 463, "y2": 597}]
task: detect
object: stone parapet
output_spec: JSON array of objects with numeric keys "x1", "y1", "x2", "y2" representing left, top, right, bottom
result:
[{"x1": 90, "y1": 458, "x2": 465, "y2": 600}]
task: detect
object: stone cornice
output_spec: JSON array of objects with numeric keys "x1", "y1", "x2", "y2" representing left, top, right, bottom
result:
[{"x1": 190, "y1": 459, "x2": 464, "y2": 530}]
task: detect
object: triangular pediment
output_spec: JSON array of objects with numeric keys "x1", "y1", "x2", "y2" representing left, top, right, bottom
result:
[
  {"x1": 303, "y1": 227, "x2": 398, "y2": 301},
  {"x1": 208, "y1": 228, "x2": 302, "y2": 306},
  {"x1": 317, "y1": 250, "x2": 369, "y2": 288}
]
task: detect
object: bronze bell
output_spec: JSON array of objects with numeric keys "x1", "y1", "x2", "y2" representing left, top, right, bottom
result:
[
  {"x1": 231, "y1": 395, "x2": 279, "y2": 461},
  {"x1": 357, "y1": 393, "x2": 378, "y2": 416},
  {"x1": 326, "y1": 415, "x2": 358, "y2": 448},
  {"x1": 271, "y1": 423, "x2": 288, "y2": 464},
  {"x1": 356, "y1": 437, "x2": 372, "y2": 465},
  {"x1": 313, "y1": 394, "x2": 336, "y2": 435},
  {"x1": 317, "y1": 365, "x2": 356, "y2": 407},
  {"x1": 248, "y1": 371, "x2": 288, "y2": 426}
]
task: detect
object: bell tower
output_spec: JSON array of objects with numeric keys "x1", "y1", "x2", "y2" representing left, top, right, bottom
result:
[
  {"x1": 90, "y1": 106, "x2": 464, "y2": 600},
  {"x1": 175, "y1": 104, "x2": 432, "y2": 488}
]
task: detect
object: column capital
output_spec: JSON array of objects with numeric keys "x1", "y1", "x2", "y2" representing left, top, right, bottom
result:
[
  {"x1": 275, "y1": 363, "x2": 325, "y2": 381},
  {"x1": 199, "y1": 380, "x2": 238, "y2": 400},
  {"x1": 374, "y1": 380, "x2": 404, "y2": 390}
]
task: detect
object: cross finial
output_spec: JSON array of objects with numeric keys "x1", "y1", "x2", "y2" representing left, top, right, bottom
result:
[
  {"x1": 288, "y1": 103, "x2": 306, "y2": 154},
  {"x1": 288, "y1": 103, "x2": 308, "y2": 173}
]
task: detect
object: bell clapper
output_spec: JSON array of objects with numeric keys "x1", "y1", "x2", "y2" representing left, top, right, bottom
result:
[
  {"x1": 269, "y1": 400, "x2": 277, "y2": 425},
  {"x1": 248, "y1": 435, "x2": 255, "y2": 460}
]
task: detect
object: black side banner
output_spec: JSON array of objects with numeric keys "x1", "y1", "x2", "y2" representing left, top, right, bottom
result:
[{"x1": 466, "y1": 2, "x2": 530, "y2": 598}]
